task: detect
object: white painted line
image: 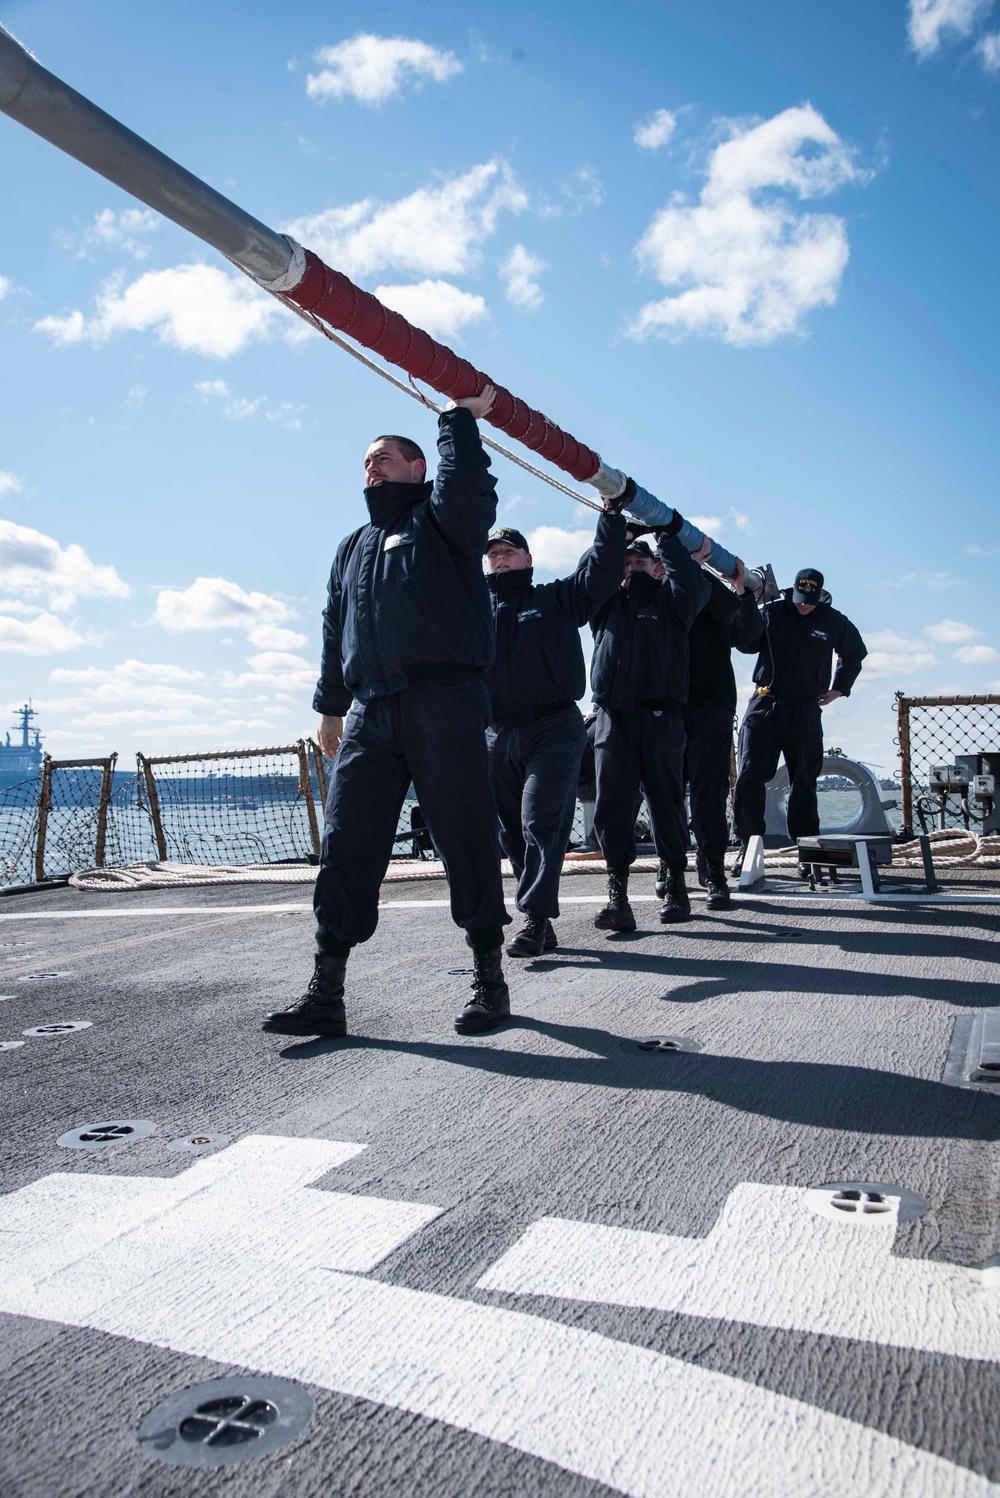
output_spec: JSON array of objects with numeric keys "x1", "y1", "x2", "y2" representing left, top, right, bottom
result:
[
  {"x1": 0, "y1": 1140, "x2": 990, "y2": 1497},
  {"x1": 1, "y1": 890, "x2": 998, "y2": 922},
  {"x1": 477, "y1": 1182, "x2": 1000, "y2": 1364}
]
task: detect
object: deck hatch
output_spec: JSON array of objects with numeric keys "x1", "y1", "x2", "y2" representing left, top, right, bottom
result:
[{"x1": 137, "y1": 1376, "x2": 313, "y2": 1468}]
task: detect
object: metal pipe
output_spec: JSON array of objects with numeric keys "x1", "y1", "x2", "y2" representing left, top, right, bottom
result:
[
  {"x1": 0, "y1": 25, "x2": 295, "y2": 284},
  {"x1": 0, "y1": 23, "x2": 751, "y2": 580}
]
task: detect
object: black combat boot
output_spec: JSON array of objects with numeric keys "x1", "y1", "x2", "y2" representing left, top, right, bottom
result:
[
  {"x1": 654, "y1": 860, "x2": 668, "y2": 899},
  {"x1": 506, "y1": 916, "x2": 557, "y2": 958},
  {"x1": 455, "y1": 945, "x2": 511, "y2": 1034},
  {"x1": 704, "y1": 856, "x2": 731, "y2": 910},
  {"x1": 262, "y1": 953, "x2": 347, "y2": 1037},
  {"x1": 659, "y1": 867, "x2": 692, "y2": 923},
  {"x1": 594, "y1": 865, "x2": 637, "y2": 932}
]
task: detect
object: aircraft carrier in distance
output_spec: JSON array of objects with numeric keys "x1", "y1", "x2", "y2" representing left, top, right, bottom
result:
[
  {"x1": 1, "y1": 850, "x2": 999, "y2": 1497},
  {"x1": 0, "y1": 704, "x2": 43, "y2": 791}
]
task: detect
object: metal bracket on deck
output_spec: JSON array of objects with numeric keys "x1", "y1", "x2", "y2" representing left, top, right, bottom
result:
[{"x1": 943, "y1": 1011, "x2": 1000, "y2": 1089}]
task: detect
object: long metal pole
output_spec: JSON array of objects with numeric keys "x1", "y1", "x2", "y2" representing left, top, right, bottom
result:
[{"x1": 0, "y1": 23, "x2": 745, "y2": 579}]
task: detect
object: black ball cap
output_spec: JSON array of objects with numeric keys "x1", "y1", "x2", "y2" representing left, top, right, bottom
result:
[
  {"x1": 627, "y1": 540, "x2": 656, "y2": 560},
  {"x1": 485, "y1": 526, "x2": 529, "y2": 555},
  {"x1": 792, "y1": 567, "x2": 824, "y2": 603}
]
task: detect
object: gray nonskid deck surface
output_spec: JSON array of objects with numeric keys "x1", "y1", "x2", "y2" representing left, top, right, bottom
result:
[{"x1": 1, "y1": 873, "x2": 999, "y2": 1497}]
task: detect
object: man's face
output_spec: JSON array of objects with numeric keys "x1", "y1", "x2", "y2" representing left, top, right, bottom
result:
[
  {"x1": 364, "y1": 439, "x2": 426, "y2": 486},
  {"x1": 794, "y1": 601, "x2": 817, "y2": 616},
  {"x1": 623, "y1": 551, "x2": 663, "y2": 582},
  {"x1": 485, "y1": 542, "x2": 532, "y2": 574}
]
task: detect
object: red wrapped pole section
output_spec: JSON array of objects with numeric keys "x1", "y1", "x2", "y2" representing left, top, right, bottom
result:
[{"x1": 282, "y1": 250, "x2": 602, "y2": 486}]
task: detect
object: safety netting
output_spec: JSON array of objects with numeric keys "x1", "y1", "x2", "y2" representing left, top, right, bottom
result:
[
  {"x1": 0, "y1": 773, "x2": 42, "y2": 888},
  {"x1": 896, "y1": 694, "x2": 1000, "y2": 837}
]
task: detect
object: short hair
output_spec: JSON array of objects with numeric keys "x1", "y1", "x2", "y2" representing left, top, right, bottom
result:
[{"x1": 371, "y1": 434, "x2": 426, "y2": 467}]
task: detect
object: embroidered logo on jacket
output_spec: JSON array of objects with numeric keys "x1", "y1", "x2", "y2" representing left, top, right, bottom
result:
[
  {"x1": 811, "y1": 629, "x2": 828, "y2": 640},
  {"x1": 383, "y1": 533, "x2": 414, "y2": 551},
  {"x1": 517, "y1": 609, "x2": 542, "y2": 622}
]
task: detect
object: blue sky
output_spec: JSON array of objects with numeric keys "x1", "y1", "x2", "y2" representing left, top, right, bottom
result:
[{"x1": 0, "y1": 0, "x2": 997, "y2": 772}]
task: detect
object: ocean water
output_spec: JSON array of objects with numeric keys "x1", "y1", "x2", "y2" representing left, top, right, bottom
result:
[{"x1": 1, "y1": 780, "x2": 907, "y2": 889}]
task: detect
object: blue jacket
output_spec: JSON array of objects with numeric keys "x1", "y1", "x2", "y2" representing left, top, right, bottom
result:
[
  {"x1": 313, "y1": 408, "x2": 498, "y2": 716},
  {"x1": 485, "y1": 509, "x2": 627, "y2": 722},
  {"x1": 734, "y1": 589, "x2": 867, "y2": 701},
  {"x1": 589, "y1": 534, "x2": 710, "y2": 711}
]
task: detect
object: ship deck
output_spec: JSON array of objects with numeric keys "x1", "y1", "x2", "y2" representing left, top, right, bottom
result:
[{"x1": 2, "y1": 866, "x2": 1000, "y2": 1497}]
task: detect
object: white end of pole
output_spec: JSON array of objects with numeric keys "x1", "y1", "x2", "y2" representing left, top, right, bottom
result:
[{"x1": 739, "y1": 836, "x2": 766, "y2": 891}]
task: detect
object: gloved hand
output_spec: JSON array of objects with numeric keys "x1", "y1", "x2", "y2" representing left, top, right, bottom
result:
[
  {"x1": 653, "y1": 509, "x2": 684, "y2": 540},
  {"x1": 604, "y1": 475, "x2": 637, "y2": 514},
  {"x1": 625, "y1": 521, "x2": 654, "y2": 543}
]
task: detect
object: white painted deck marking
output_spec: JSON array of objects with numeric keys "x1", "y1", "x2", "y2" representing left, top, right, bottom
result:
[
  {"x1": 477, "y1": 1182, "x2": 1000, "y2": 1363},
  {"x1": 2, "y1": 890, "x2": 998, "y2": 921},
  {"x1": 0, "y1": 1140, "x2": 994, "y2": 1496}
]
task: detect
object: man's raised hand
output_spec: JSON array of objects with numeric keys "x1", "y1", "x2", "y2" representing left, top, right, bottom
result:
[{"x1": 448, "y1": 383, "x2": 497, "y2": 421}]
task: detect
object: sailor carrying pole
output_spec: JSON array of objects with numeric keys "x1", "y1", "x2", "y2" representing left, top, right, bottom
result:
[{"x1": 0, "y1": 23, "x2": 755, "y2": 585}]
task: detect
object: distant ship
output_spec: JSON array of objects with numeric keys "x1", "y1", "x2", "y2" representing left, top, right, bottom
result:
[{"x1": 0, "y1": 703, "x2": 43, "y2": 790}]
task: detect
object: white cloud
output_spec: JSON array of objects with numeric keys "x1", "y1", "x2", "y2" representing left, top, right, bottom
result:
[
  {"x1": 525, "y1": 526, "x2": 596, "y2": 573},
  {"x1": 634, "y1": 109, "x2": 678, "y2": 151},
  {"x1": 154, "y1": 577, "x2": 294, "y2": 635},
  {"x1": 500, "y1": 245, "x2": 547, "y2": 312},
  {"x1": 126, "y1": 384, "x2": 147, "y2": 411},
  {"x1": 195, "y1": 379, "x2": 265, "y2": 422},
  {"x1": 51, "y1": 659, "x2": 206, "y2": 686},
  {"x1": 306, "y1": 34, "x2": 462, "y2": 106},
  {"x1": 0, "y1": 610, "x2": 93, "y2": 655},
  {"x1": 730, "y1": 509, "x2": 756, "y2": 535},
  {"x1": 630, "y1": 104, "x2": 864, "y2": 346},
  {"x1": 924, "y1": 618, "x2": 982, "y2": 644},
  {"x1": 976, "y1": 30, "x2": 1000, "y2": 66},
  {"x1": 907, "y1": 0, "x2": 992, "y2": 57},
  {"x1": 0, "y1": 520, "x2": 129, "y2": 609},
  {"x1": 65, "y1": 207, "x2": 161, "y2": 260},
  {"x1": 219, "y1": 651, "x2": 317, "y2": 690},
  {"x1": 373, "y1": 279, "x2": 487, "y2": 338},
  {"x1": 862, "y1": 629, "x2": 937, "y2": 678},
  {"x1": 563, "y1": 166, "x2": 604, "y2": 212},
  {"x1": 0, "y1": 275, "x2": 10, "y2": 299},
  {"x1": 245, "y1": 624, "x2": 309, "y2": 651},
  {"x1": 688, "y1": 514, "x2": 723, "y2": 536},
  {"x1": 285, "y1": 161, "x2": 526, "y2": 281},
  {"x1": 35, "y1": 264, "x2": 297, "y2": 361},
  {"x1": 0, "y1": 472, "x2": 22, "y2": 497},
  {"x1": 953, "y1": 643, "x2": 1000, "y2": 664}
]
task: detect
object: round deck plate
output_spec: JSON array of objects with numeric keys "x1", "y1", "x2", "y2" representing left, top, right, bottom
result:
[
  {"x1": 58, "y1": 1119, "x2": 155, "y2": 1150},
  {"x1": 23, "y1": 1020, "x2": 92, "y2": 1037},
  {"x1": 167, "y1": 1133, "x2": 231, "y2": 1153},
  {"x1": 804, "y1": 1180, "x2": 929, "y2": 1224},
  {"x1": 137, "y1": 1376, "x2": 314, "y2": 1468}
]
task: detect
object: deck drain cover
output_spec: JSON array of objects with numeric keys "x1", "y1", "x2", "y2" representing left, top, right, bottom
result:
[
  {"x1": 18, "y1": 971, "x2": 74, "y2": 982},
  {"x1": 0, "y1": 1040, "x2": 25, "y2": 1051},
  {"x1": 634, "y1": 1035, "x2": 703, "y2": 1054},
  {"x1": 24, "y1": 1020, "x2": 92, "y2": 1037},
  {"x1": 58, "y1": 1119, "x2": 155, "y2": 1150},
  {"x1": 805, "y1": 1180, "x2": 929, "y2": 1224},
  {"x1": 439, "y1": 967, "x2": 474, "y2": 977},
  {"x1": 167, "y1": 1133, "x2": 230, "y2": 1153},
  {"x1": 138, "y1": 1376, "x2": 313, "y2": 1468}
]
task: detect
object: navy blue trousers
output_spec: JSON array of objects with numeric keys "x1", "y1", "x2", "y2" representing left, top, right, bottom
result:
[
  {"x1": 593, "y1": 706, "x2": 688, "y2": 871},
  {"x1": 314, "y1": 676, "x2": 509, "y2": 948},
  {"x1": 487, "y1": 706, "x2": 586, "y2": 919},
  {"x1": 683, "y1": 703, "x2": 736, "y2": 861},
  {"x1": 733, "y1": 695, "x2": 824, "y2": 842}
]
